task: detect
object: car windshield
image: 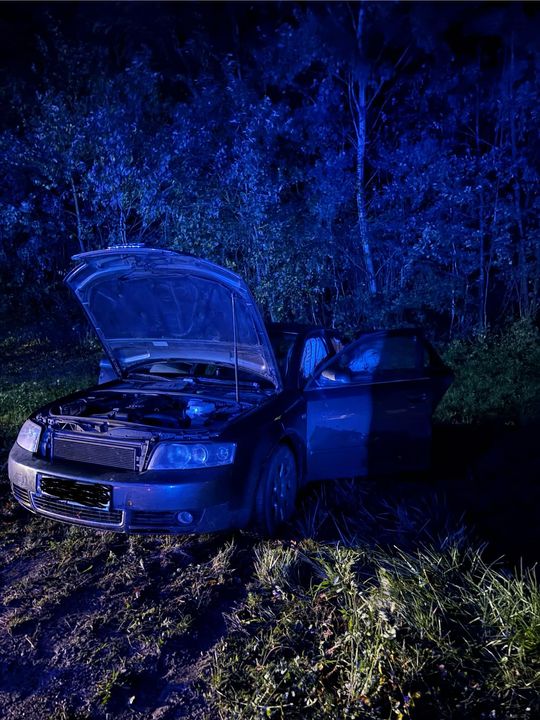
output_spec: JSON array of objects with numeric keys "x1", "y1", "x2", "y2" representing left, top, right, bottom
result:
[{"x1": 126, "y1": 359, "x2": 275, "y2": 389}]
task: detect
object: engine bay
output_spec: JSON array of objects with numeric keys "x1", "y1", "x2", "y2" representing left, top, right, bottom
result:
[{"x1": 50, "y1": 391, "x2": 244, "y2": 430}]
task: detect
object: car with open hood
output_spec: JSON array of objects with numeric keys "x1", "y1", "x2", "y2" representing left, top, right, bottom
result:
[{"x1": 8, "y1": 247, "x2": 453, "y2": 535}]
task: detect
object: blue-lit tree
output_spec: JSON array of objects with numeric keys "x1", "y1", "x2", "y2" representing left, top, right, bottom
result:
[{"x1": 0, "y1": 1, "x2": 537, "y2": 333}]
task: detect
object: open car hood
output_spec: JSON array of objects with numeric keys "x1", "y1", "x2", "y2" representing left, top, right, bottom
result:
[{"x1": 66, "y1": 247, "x2": 281, "y2": 390}]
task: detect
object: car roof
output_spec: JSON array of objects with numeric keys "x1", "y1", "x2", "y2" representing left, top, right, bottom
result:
[
  {"x1": 267, "y1": 322, "x2": 327, "y2": 337},
  {"x1": 355, "y1": 327, "x2": 424, "y2": 339}
]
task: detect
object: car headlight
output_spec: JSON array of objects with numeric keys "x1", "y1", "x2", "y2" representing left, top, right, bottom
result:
[
  {"x1": 148, "y1": 442, "x2": 236, "y2": 470},
  {"x1": 16, "y1": 420, "x2": 42, "y2": 453}
]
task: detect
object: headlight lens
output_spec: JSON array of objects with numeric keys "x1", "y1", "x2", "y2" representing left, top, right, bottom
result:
[
  {"x1": 16, "y1": 420, "x2": 42, "y2": 453},
  {"x1": 148, "y1": 442, "x2": 236, "y2": 470}
]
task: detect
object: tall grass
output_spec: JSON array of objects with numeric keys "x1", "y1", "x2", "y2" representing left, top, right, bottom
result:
[{"x1": 209, "y1": 541, "x2": 540, "y2": 719}]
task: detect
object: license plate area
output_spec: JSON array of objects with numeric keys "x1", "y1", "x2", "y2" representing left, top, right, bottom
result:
[{"x1": 39, "y1": 477, "x2": 111, "y2": 510}]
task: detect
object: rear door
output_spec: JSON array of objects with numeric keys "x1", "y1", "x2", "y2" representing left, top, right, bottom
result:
[{"x1": 303, "y1": 331, "x2": 450, "y2": 481}]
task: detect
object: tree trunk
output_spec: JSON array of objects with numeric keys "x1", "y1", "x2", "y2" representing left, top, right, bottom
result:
[
  {"x1": 355, "y1": 81, "x2": 377, "y2": 296},
  {"x1": 70, "y1": 175, "x2": 85, "y2": 253},
  {"x1": 475, "y1": 76, "x2": 486, "y2": 331},
  {"x1": 119, "y1": 203, "x2": 127, "y2": 245},
  {"x1": 354, "y1": 6, "x2": 377, "y2": 297},
  {"x1": 508, "y1": 36, "x2": 529, "y2": 317}
]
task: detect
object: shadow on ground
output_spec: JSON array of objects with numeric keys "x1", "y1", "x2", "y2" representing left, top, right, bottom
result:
[
  {"x1": 433, "y1": 423, "x2": 540, "y2": 564},
  {"x1": 291, "y1": 422, "x2": 540, "y2": 566}
]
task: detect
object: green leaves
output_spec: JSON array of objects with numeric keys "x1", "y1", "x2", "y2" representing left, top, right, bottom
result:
[{"x1": 0, "y1": 4, "x2": 538, "y2": 335}]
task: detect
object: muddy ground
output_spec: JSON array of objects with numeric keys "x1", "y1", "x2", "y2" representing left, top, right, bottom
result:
[{"x1": 1, "y1": 422, "x2": 539, "y2": 720}]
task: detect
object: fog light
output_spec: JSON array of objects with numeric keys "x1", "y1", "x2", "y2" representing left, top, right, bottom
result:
[{"x1": 177, "y1": 511, "x2": 194, "y2": 525}]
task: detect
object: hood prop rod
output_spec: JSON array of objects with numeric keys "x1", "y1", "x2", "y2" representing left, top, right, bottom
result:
[{"x1": 231, "y1": 292, "x2": 240, "y2": 404}]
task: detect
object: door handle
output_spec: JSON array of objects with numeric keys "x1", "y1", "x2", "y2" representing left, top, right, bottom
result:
[{"x1": 407, "y1": 393, "x2": 428, "y2": 403}]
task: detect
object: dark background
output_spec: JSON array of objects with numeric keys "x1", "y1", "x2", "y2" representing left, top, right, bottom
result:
[{"x1": 0, "y1": 1, "x2": 538, "y2": 339}]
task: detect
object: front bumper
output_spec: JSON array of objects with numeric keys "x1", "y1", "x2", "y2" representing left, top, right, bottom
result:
[{"x1": 8, "y1": 443, "x2": 249, "y2": 534}]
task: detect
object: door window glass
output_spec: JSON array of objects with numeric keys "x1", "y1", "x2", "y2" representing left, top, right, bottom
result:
[
  {"x1": 301, "y1": 337, "x2": 329, "y2": 378},
  {"x1": 316, "y1": 335, "x2": 419, "y2": 384}
]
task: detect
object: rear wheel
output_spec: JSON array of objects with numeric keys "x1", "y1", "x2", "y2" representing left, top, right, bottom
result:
[{"x1": 255, "y1": 444, "x2": 298, "y2": 536}]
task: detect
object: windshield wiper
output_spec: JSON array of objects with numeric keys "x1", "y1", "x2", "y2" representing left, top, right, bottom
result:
[
  {"x1": 126, "y1": 367, "x2": 197, "y2": 384},
  {"x1": 126, "y1": 371, "x2": 173, "y2": 382}
]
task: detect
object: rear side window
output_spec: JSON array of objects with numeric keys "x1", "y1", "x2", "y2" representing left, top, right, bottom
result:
[{"x1": 300, "y1": 337, "x2": 329, "y2": 378}]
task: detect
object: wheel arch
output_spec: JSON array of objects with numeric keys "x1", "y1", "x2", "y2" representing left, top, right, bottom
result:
[
  {"x1": 243, "y1": 429, "x2": 304, "y2": 529},
  {"x1": 277, "y1": 430, "x2": 305, "y2": 488}
]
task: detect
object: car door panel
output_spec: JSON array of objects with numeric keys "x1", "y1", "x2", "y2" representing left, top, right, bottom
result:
[
  {"x1": 305, "y1": 382, "x2": 373, "y2": 480},
  {"x1": 369, "y1": 375, "x2": 432, "y2": 473},
  {"x1": 303, "y1": 331, "x2": 449, "y2": 481}
]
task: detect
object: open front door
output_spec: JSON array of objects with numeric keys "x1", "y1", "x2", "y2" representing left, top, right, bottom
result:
[{"x1": 303, "y1": 330, "x2": 449, "y2": 482}]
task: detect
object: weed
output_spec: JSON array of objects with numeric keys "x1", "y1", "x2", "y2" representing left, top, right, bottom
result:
[
  {"x1": 208, "y1": 541, "x2": 540, "y2": 719},
  {"x1": 96, "y1": 662, "x2": 128, "y2": 705}
]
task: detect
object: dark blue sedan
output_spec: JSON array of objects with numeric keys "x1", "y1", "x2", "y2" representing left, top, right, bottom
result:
[{"x1": 9, "y1": 248, "x2": 452, "y2": 535}]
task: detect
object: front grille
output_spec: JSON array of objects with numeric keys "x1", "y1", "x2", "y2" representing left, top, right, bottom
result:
[
  {"x1": 53, "y1": 436, "x2": 138, "y2": 471},
  {"x1": 12, "y1": 484, "x2": 31, "y2": 508},
  {"x1": 33, "y1": 495, "x2": 123, "y2": 525}
]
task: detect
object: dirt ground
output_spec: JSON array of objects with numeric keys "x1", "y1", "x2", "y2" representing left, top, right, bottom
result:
[{"x1": 1, "y1": 422, "x2": 538, "y2": 720}]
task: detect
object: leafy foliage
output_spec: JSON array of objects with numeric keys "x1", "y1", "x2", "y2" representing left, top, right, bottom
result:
[
  {"x1": 0, "y1": 3, "x2": 538, "y2": 335},
  {"x1": 436, "y1": 319, "x2": 540, "y2": 425}
]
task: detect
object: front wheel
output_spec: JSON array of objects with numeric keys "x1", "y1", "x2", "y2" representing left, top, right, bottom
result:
[{"x1": 254, "y1": 444, "x2": 298, "y2": 536}]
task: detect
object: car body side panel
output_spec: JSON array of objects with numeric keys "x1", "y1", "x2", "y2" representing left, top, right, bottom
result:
[
  {"x1": 304, "y1": 384, "x2": 372, "y2": 480},
  {"x1": 218, "y1": 390, "x2": 307, "y2": 515},
  {"x1": 303, "y1": 330, "x2": 452, "y2": 480}
]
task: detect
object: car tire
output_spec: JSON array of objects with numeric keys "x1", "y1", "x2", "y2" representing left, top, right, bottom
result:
[{"x1": 255, "y1": 444, "x2": 298, "y2": 536}]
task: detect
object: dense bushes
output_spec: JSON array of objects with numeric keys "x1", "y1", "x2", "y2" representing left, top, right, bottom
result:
[{"x1": 436, "y1": 320, "x2": 540, "y2": 425}]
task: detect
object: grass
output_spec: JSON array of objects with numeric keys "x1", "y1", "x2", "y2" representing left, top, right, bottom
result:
[
  {"x1": 0, "y1": 326, "x2": 99, "y2": 454},
  {"x1": 208, "y1": 541, "x2": 540, "y2": 719},
  {"x1": 1, "y1": 323, "x2": 539, "y2": 719}
]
